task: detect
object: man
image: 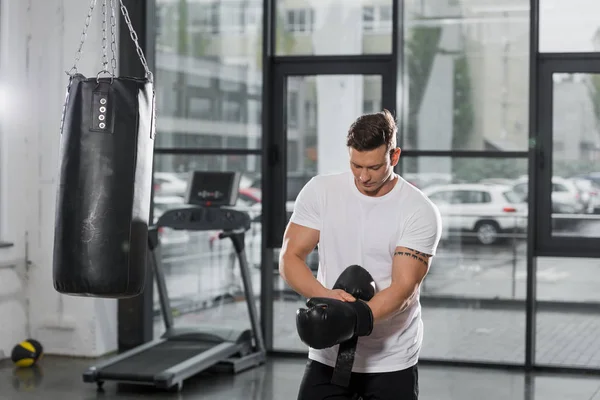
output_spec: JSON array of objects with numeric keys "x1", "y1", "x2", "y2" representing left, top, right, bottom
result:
[{"x1": 278, "y1": 110, "x2": 442, "y2": 400}]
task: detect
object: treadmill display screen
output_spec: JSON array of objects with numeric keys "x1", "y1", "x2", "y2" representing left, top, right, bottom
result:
[{"x1": 185, "y1": 171, "x2": 241, "y2": 207}]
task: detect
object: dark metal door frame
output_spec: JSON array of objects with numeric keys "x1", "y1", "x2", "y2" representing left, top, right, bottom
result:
[
  {"x1": 260, "y1": 60, "x2": 396, "y2": 351},
  {"x1": 535, "y1": 54, "x2": 600, "y2": 258}
]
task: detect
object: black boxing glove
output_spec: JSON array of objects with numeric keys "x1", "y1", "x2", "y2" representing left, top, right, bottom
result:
[
  {"x1": 333, "y1": 264, "x2": 376, "y2": 302},
  {"x1": 296, "y1": 297, "x2": 374, "y2": 350}
]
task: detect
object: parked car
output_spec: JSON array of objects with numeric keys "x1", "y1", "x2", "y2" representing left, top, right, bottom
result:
[
  {"x1": 152, "y1": 195, "x2": 191, "y2": 248},
  {"x1": 571, "y1": 172, "x2": 600, "y2": 187},
  {"x1": 570, "y1": 177, "x2": 600, "y2": 214},
  {"x1": 153, "y1": 172, "x2": 188, "y2": 197},
  {"x1": 511, "y1": 176, "x2": 586, "y2": 214},
  {"x1": 422, "y1": 183, "x2": 527, "y2": 245}
]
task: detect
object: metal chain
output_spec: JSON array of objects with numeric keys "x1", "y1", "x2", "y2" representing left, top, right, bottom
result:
[
  {"x1": 109, "y1": 0, "x2": 118, "y2": 75},
  {"x1": 67, "y1": 0, "x2": 150, "y2": 81},
  {"x1": 119, "y1": 0, "x2": 153, "y2": 81},
  {"x1": 67, "y1": 0, "x2": 97, "y2": 75},
  {"x1": 100, "y1": 0, "x2": 110, "y2": 74}
]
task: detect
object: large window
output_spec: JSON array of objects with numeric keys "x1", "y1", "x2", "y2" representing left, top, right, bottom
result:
[
  {"x1": 400, "y1": 156, "x2": 527, "y2": 363},
  {"x1": 152, "y1": 154, "x2": 262, "y2": 337},
  {"x1": 155, "y1": 0, "x2": 263, "y2": 150},
  {"x1": 403, "y1": 0, "x2": 530, "y2": 151},
  {"x1": 399, "y1": 0, "x2": 531, "y2": 364},
  {"x1": 152, "y1": 0, "x2": 263, "y2": 332},
  {"x1": 275, "y1": 0, "x2": 393, "y2": 56}
]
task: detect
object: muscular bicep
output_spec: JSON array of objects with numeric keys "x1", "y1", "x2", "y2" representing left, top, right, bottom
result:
[
  {"x1": 391, "y1": 246, "x2": 431, "y2": 287},
  {"x1": 280, "y1": 222, "x2": 320, "y2": 261}
]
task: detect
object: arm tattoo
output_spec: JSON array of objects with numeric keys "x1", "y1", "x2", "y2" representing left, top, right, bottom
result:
[{"x1": 394, "y1": 248, "x2": 430, "y2": 267}]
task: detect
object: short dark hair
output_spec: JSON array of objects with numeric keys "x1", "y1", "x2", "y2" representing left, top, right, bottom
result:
[{"x1": 346, "y1": 109, "x2": 397, "y2": 152}]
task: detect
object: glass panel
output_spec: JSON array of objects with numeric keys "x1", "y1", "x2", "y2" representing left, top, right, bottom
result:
[
  {"x1": 403, "y1": 0, "x2": 530, "y2": 151},
  {"x1": 402, "y1": 156, "x2": 528, "y2": 363},
  {"x1": 539, "y1": 0, "x2": 600, "y2": 52},
  {"x1": 273, "y1": 74, "x2": 382, "y2": 351},
  {"x1": 275, "y1": 0, "x2": 392, "y2": 56},
  {"x1": 535, "y1": 257, "x2": 600, "y2": 368},
  {"x1": 151, "y1": 154, "x2": 261, "y2": 338},
  {"x1": 155, "y1": 0, "x2": 263, "y2": 149},
  {"x1": 549, "y1": 73, "x2": 600, "y2": 238}
]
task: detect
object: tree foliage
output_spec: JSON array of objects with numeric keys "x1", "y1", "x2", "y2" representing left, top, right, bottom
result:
[{"x1": 405, "y1": 26, "x2": 443, "y2": 149}]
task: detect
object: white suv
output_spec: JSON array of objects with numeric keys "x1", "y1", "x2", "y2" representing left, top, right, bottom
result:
[
  {"x1": 422, "y1": 183, "x2": 527, "y2": 245},
  {"x1": 511, "y1": 176, "x2": 586, "y2": 214}
]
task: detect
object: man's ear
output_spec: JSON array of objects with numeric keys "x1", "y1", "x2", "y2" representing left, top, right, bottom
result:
[{"x1": 390, "y1": 147, "x2": 401, "y2": 166}]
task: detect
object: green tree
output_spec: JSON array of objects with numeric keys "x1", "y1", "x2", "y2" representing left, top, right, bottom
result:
[
  {"x1": 589, "y1": 27, "x2": 600, "y2": 132},
  {"x1": 177, "y1": 0, "x2": 188, "y2": 55},
  {"x1": 255, "y1": 12, "x2": 296, "y2": 68},
  {"x1": 405, "y1": 20, "x2": 481, "y2": 181},
  {"x1": 174, "y1": 0, "x2": 189, "y2": 118},
  {"x1": 177, "y1": 0, "x2": 211, "y2": 57},
  {"x1": 587, "y1": 74, "x2": 600, "y2": 130},
  {"x1": 405, "y1": 26, "x2": 442, "y2": 150},
  {"x1": 451, "y1": 53, "x2": 475, "y2": 149}
]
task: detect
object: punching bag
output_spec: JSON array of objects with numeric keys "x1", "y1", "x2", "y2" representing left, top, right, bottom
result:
[{"x1": 53, "y1": 0, "x2": 155, "y2": 298}]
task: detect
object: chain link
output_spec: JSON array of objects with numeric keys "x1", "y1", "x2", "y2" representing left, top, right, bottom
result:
[
  {"x1": 67, "y1": 0, "x2": 97, "y2": 75},
  {"x1": 100, "y1": 0, "x2": 110, "y2": 74},
  {"x1": 118, "y1": 0, "x2": 152, "y2": 81},
  {"x1": 109, "y1": 0, "x2": 118, "y2": 75}
]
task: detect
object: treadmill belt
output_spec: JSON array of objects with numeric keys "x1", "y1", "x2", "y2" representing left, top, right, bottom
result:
[{"x1": 98, "y1": 341, "x2": 215, "y2": 381}]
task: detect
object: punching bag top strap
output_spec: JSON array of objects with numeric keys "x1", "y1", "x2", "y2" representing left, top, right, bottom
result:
[{"x1": 66, "y1": 0, "x2": 153, "y2": 84}]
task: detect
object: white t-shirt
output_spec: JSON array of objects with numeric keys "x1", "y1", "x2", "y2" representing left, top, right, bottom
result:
[{"x1": 289, "y1": 170, "x2": 442, "y2": 373}]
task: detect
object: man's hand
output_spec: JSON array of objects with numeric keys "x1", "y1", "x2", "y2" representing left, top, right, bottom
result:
[
  {"x1": 296, "y1": 297, "x2": 373, "y2": 349},
  {"x1": 320, "y1": 288, "x2": 356, "y2": 302}
]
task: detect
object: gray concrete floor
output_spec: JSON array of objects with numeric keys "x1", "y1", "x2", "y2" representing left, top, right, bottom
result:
[{"x1": 2, "y1": 354, "x2": 600, "y2": 400}]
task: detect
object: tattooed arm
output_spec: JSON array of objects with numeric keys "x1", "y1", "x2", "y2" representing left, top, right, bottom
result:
[{"x1": 366, "y1": 247, "x2": 431, "y2": 322}]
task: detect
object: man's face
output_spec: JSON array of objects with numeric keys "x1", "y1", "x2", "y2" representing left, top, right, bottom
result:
[{"x1": 349, "y1": 145, "x2": 401, "y2": 195}]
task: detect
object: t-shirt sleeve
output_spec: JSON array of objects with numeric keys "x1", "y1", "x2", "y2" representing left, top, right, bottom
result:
[
  {"x1": 288, "y1": 177, "x2": 321, "y2": 231},
  {"x1": 396, "y1": 199, "x2": 443, "y2": 256}
]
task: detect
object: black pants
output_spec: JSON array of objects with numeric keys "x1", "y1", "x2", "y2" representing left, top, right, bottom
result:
[{"x1": 297, "y1": 360, "x2": 419, "y2": 400}]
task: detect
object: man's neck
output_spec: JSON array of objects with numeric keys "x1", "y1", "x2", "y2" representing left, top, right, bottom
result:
[{"x1": 361, "y1": 173, "x2": 398, "y2": 197}]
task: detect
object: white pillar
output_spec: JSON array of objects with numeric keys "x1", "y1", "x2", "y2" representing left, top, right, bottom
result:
[{"x1": 311, "y1": 1, "x2": 364, "y2": 175}]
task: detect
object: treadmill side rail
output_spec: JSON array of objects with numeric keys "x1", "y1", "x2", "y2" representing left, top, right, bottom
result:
[
  {"x1": 153, "y1": 342, "x2": 242, "y2": 388},
  {"x1": 83, "y1": 338, "x2": 169, "y2": 382},
  {"x1": 216, "y1": 350, "x2": 267, "y2": 374}
]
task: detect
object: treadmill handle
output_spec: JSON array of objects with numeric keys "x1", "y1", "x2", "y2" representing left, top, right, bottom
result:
[{"x1": 218, "y1": 228, "x2": 246, "y2": 239}]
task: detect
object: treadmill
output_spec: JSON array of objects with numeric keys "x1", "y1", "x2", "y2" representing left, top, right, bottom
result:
[{"x1": 83, "y1": 171, "x2": 266, "y2": 392}]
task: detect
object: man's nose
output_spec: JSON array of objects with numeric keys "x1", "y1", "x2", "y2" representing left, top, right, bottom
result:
[{"x1": 360, "y1": 169, "x2": 370, "y2": 182}]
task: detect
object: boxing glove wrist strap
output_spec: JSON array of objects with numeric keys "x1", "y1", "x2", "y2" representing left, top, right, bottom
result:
[{"x1": 351, "y1": 300, "x2": 373, "y2": 337}]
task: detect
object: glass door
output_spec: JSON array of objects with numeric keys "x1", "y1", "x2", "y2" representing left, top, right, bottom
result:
[
  {"x1": 533, "y1": 57, "x2": 600, "y2": 371},
  {"x1": 536, "y1": 58, "x2": 600, "y2": 256},
  {"x1": 267, "y1": 67, "x2": 393, "y2": 351}
]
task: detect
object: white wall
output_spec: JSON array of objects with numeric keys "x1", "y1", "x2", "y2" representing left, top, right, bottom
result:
[{"x1": 0, "y1": 0, "x2": 120, "y2": 359}]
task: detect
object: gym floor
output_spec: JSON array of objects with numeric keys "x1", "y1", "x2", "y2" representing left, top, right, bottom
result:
[{"x1": 3, "y1": 355, "x2": 600, "y2": 399}]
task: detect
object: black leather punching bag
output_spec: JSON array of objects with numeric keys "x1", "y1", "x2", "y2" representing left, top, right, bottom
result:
[
  {"x1": 52, "y1": 74, "x2": 155, "y2": 298},
  {"x1": 52, "y1": 1, "x2": 155, "y2": 298}
]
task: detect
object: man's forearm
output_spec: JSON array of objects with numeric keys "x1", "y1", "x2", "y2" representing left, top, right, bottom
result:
[
  {"x1": 279, "y1": 254, "x2": 327, "y2": 299},
  {"x1": 367, "y1": 282, "x2": 419, "y2": 322}
]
